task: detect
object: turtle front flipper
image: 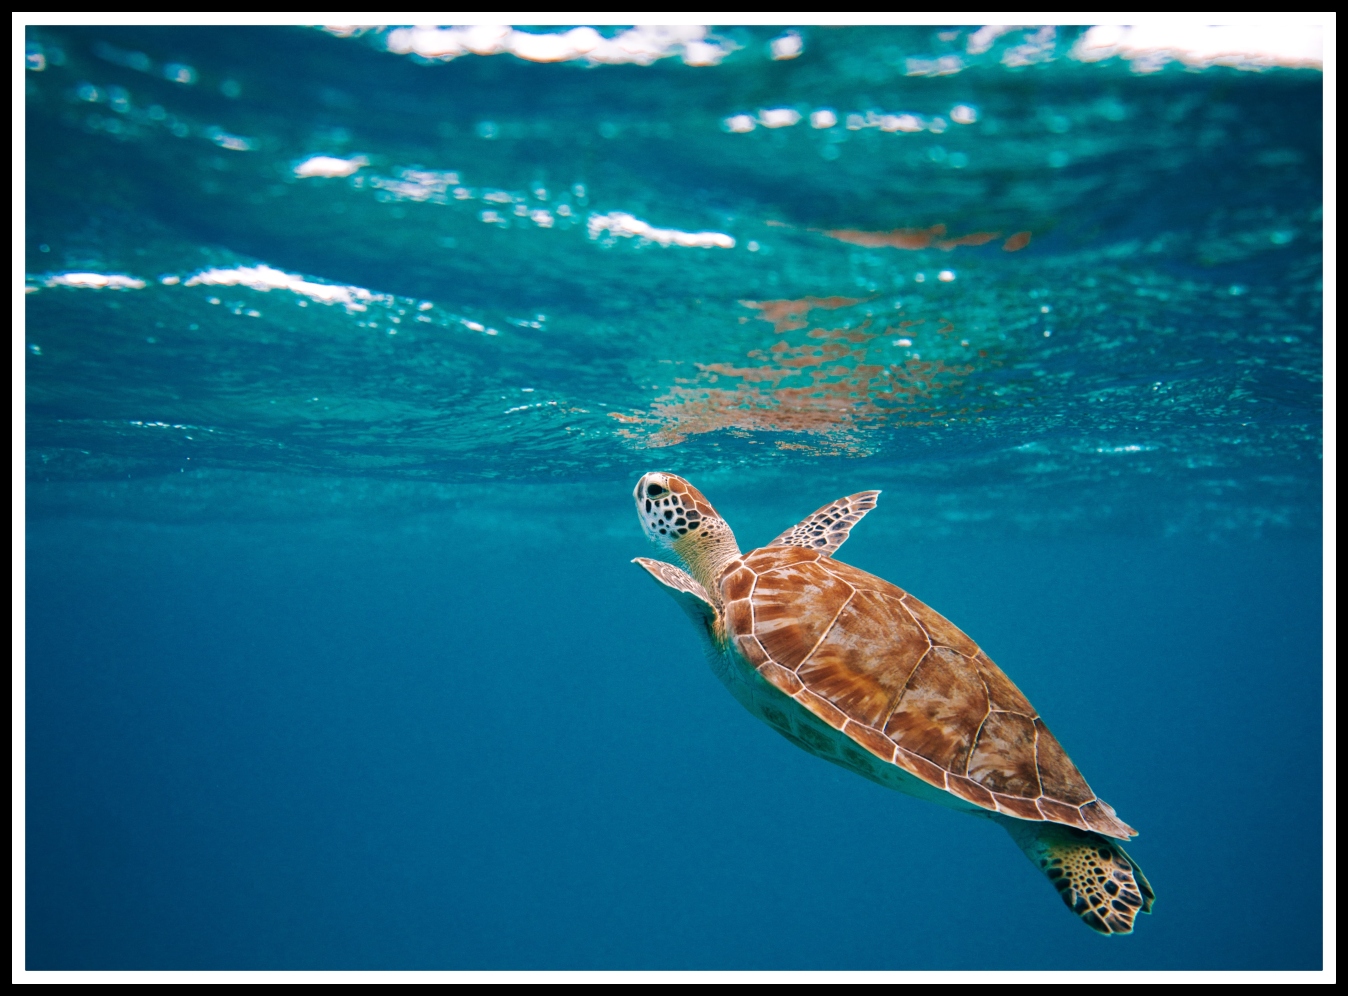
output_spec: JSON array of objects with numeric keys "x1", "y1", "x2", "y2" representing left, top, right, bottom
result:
[
  {"x1": 769, "y1": 491, "x2": 880, "y2": 557},
  {"x1": 1003, "y1": 819, "x2": 1155, "y2": 935},
  {"x1": 632, "y1": 557, "x2": 717, "y2": 626}
]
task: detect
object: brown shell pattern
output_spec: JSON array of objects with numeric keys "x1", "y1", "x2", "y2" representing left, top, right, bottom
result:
[{"x1": 720, "y1": 546, "x2": 1136, "y2": 840}]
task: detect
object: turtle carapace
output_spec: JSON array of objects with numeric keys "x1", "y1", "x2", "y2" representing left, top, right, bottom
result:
[{"x1": 632, "y1": 472, "x2": 1153, "y2": 936}]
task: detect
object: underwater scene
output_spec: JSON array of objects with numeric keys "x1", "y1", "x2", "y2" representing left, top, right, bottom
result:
[{"x1": 24, "y1": 25, "x2": 1323, "y2": 971}]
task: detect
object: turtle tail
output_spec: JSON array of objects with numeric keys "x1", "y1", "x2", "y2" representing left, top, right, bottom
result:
[{"x1": 1003, "y1": 820, "x2": 1155, "y2": 935}]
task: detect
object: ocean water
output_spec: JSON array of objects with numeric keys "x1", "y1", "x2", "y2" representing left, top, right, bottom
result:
[{"x1": 24, "y1": 25, "x2": 1322, "y2": 971}]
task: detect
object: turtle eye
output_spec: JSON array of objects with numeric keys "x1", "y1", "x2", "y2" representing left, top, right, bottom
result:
[{"x1": 647, "y1": 483, "x2": 666, "y2": 497}]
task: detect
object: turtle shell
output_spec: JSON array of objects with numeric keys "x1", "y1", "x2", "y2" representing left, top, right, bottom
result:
[{"x1": 718, "y1": 545, "x2": 1135, "y2": 840}]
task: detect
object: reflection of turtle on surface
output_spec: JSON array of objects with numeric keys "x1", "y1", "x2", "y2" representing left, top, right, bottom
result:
[{"x1": 633, "y1": 472, "x2": 1154, "y2": 936}]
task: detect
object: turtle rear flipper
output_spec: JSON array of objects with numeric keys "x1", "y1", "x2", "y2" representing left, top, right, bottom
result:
[{"x1": 1003, "y1": 819, "x2": 1154, "y2": 935}]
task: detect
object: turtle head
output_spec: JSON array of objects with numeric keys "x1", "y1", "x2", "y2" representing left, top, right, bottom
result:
[{"x1": 634, "y1": 472, "x2": 740, "y2": 588}]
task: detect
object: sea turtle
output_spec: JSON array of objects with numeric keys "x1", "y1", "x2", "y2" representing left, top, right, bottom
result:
[{"x1": 632, "y1": 472, "x2": 1153, "y2": 936}]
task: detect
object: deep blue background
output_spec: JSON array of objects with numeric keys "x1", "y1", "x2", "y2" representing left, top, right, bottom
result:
[
  {"x1": 26, "y1": 507, "x2": 1322, "y2": 969},
  {"x1": 24, "y1": 23, "x2": 1323, "y2": 970}
]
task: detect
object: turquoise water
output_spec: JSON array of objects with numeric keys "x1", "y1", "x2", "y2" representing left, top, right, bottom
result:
[{"x1": 25, "y1": 26, "x2": 1322, "y2": 970}]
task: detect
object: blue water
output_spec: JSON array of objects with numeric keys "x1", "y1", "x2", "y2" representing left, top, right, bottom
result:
[{"x1": 25, "y1": 26, "x2": 1322, "y2": 970}]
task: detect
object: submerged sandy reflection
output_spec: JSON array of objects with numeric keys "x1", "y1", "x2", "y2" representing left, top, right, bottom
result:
[
  {"x1": 611, "y1": 296, "x2": 980, "y2": 453},
  {"x1": 823, "y1": 225, "x2": 1031, "y2": 252}
]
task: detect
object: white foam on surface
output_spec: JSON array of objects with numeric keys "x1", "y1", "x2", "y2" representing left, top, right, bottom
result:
[
  {"x1": 587, "y1": 212, "x2": 734, "y2": 249},
  {"x1": 758, "y1": 108, "x2": 801, "y2": 129},
  {"x1": 966, "y1": 25, "x2": 1018, "y2": 55},
  {"x1": 44, "y1": 272, "x2": 147, "y2": 290},
  {"x1": 207, "y1": 128, "x2": 254, "y2": 151},
  {"x1": 879, "y1": 113, "x2": 924, "y2": 133},
  {"x1": 904, "y1": 55, "x2": 965, "y2": 76},
  {"x1": 1096, "y1": 444, "x2": 1156, "y2": 454},
  {"x1": 840, "y1": 110, "x2": 950, "y2": 135},
  {"x1": 382, "y1": 25, "x2": 736, "y2": 67},
  {"x1": 365, "y1": 168, "x2": 463, "y2": 203},
  {"x1": 294, "y1": 155, "x2": 369, "y2": 178},
  {"x1": 769, "y1": 31, "x2": 803, "y2": 60},
  {"x1": 1071, "y1": 24, "x2": 1323, "y2": 72},
  {"x1": 1002, "y1": 26, "x2": 1058, "y2": 67},
  {"x1": 184, "y1": 265, "x2": 388, "y2": 312}
]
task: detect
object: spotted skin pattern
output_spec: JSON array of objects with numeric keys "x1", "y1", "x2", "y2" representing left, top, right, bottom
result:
[
  {"x1": 635, "y1": 476, "x2": 716, "y2": 541},
  {"x1": 768, "y1": 490, "x2": 881, "y2": 556},
  {"x1": 634, "y1": 473, "x2": 740, "y2": 606},
  {"x1": 1009, "y1": 822, "x2": 1155, "y2": 935}
]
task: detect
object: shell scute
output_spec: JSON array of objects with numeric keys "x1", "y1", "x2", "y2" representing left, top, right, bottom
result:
[
  {"x1": 1081, "y1": 800, "x2": 1136, "y2": 839},
  {"x1": 846, "y1": 722, "x2": 898, "y2": 763},
  {"x1": 947, "y1": 773, "x2": 996, "y2": 809},
  {"x1": 967, "y1": 711, "x2": 1042, "y2": 797},
  {"x1": 720, "y1": 567, "x2": 756, "y2": 605},
  {"x1": 750, "y1": 561, "x2": 854, "y2": 669},
  {"x1": 1037, "y1": 797, "x2": 1090, "y2": 830},
  {"x1": 758, "y1": 659, "x2": 803, "y2": 696},
  {"x1": 976, "y1": 653, "x2": 1036, "y2": 714},
  {"x1": 735, "y1": 634, "x2": 768, "y2": 667},
  {"x1": 742, "y1": 545, "x2": 820, "y2": 572},
  {"x1": 794, "y1": 589, "x2": 929, "y2": 728},
  {"x1": 900, "y1": 594, "x2": 981, "y2": 657},
  {"x1": 795, "y1": 689, "x2": 849, "y2": 730},
  {"x1": 994, "y1": 793, "x2": 1044, "y2": 821},
  {"x1": 895, "y1": 748, "x2": 949, "y2": 788},
  {"x1": 883, "y1": 646, "x2": 987, "y2": 773},
  {"x1": 723, "y1": 598, "x2": 754, "y2": 639},
  {"x1": 1033, "y1": 719, "x2": 1095, "y2": 805},
  {"x1": 815, "y1": 557, "x2": 907, "y2": 598}
]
